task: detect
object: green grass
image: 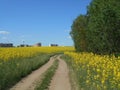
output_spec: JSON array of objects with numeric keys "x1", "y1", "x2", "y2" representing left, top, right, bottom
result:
[
  {"x1": 35, "y1": 59, "x2": 59, "y2": 90},
  {"x1": 0, "y1": 53, "x2": 54, "y2": 90}
]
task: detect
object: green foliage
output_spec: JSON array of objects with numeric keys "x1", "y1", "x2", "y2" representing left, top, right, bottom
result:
[
  {"x1": 71, "y1": 0, "x2": 120, "y2": 54},
  {"x1": 71, "y1": 15, "x2": 87, "y2": 52},
  {"x1": 87, "y1": 0, "x2": 120, "y2": 54}
]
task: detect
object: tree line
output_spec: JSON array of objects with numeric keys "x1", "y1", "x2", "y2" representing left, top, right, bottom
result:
[{"x1": 71, "y1": 0, "x2": 120, "y2": 54}]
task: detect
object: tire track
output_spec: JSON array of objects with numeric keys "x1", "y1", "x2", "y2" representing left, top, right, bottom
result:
[
  {"x1": 49, "y1": 55, "x2": 71, "y2": 90},
  {"x1": 10, "y1": 55, "x2": 57, "y2": 90}
]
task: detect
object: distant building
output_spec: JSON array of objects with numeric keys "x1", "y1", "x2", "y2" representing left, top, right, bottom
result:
[
  {"x1": 34, "y1": 43, "x2": 41, "y2": 47},
  {"x1": 19, "y1": 44, "x2": 24, "y2": 47},
  {"x1": 0, "y1": 43, "x2": 13, "y2": 47},
  {"x1": 17, "y1": 44, "x2": 30, "y2": 47},
  {"x1": 50, "y1": 44, "x2": 58, "y2": 47}
]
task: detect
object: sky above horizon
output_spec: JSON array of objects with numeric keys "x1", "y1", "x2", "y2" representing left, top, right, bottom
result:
[{"x1": 0, "y1": 0, "x2": 91, "y2": 46}]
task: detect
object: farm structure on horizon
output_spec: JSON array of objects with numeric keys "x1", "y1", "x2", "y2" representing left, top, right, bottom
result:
[
  {"x1": 17, "y1": 44, "x2": 31, "y2": 47},
  {"x1": 0, "y1": 43, "x2": 13, "y2": 47},
  {"x1": 49, "y1": 44, "x2": 58, "y2": 47},
  {"x1": 34, "y1": 43, "x2": 42, "y2": 47}
]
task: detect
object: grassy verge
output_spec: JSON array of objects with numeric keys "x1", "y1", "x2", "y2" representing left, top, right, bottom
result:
[
  {"x1": 35, "y1": 59, "x2": 59, "y2": 90},
  {"x1": 0, "y1": 53, "x2": 54, "y2": 90},
  {"x1": 61, "y1": 54, "x2": 80, "y2": 90}
]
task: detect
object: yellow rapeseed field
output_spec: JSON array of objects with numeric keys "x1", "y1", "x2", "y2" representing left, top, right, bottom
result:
[
  {"x1": 0, "y1": 47, "x2": 74, "y2": 61},
  {"x1": 65, "y1": 52, "x2": 120, "y2": 90},
  {"x1": 0, "y1": 46, "x2": 74, "y2": 90}
]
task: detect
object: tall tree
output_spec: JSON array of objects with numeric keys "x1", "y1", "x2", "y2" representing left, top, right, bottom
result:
[
  {"x1": 87, "y1": 0, "x2": 120, "y2": 54},
  {"x1": 71, "y1": 15, "x2": 87, "y2": 52}
]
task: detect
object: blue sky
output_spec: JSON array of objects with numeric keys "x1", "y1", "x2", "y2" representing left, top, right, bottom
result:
[{"x1": 0, "y1": 0, "x2": 91, "y2": 46}]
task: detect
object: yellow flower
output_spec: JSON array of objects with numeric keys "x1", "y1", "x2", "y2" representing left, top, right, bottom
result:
[
  {"x1": 96, "y1": 69, "x2": 100, "y2": 72},
  {"x1": 101, "y1": 79, "x2": 105, "y2": 84},
  {"x1": 86, "y1": 80, "x2": 89, "y2": 83}
]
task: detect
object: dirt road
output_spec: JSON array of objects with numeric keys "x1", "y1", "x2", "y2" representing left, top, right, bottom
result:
[
  {"x1": 10, "y1": 55, "x2": 71, "y2": 90},
  {"x1": 10, "y1": 55, "x2": 57, "y2": 90},
  {"x1": 49, "y1": 55, "x2": 71, "y2": 90}
]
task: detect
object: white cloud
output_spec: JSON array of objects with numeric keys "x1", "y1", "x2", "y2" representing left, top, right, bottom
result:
[
  {"x1": 0, "y1": 31, "x2": 10, "y2": 35},
  {"x1": 20, "y1": 35, "x2": 31, "y2": 38},
  {"x1": 65, "y1": 30, "x2": 71, "y2": 32},
  {"x1": 21, "y1": 35, "x2": 25, "y2": 38},
  {"x1": 67, "y1": 36, "x2": 71, "y2": 39},
  {"x1": 1, "y1": 37, "x2": 7, "y2": 40}
]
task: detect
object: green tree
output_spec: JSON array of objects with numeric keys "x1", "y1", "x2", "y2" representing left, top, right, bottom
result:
[
  {"x1": 71, "y1": 15, "x2": 87, "y2": 52},
  {"x1": 87, "y1": 0, "x2": 120, "y2": 54}
]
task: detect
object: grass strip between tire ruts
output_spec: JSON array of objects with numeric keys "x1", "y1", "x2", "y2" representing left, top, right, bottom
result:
[{"x1": 35, "y1": 59, "x2": 59, "y2": 90}]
